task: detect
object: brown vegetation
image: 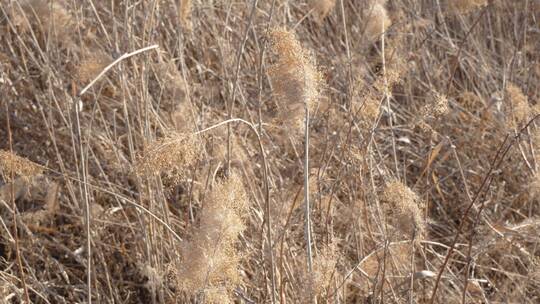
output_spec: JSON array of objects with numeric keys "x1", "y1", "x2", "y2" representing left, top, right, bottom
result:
[{"x1": 0, "y1": 0, "x2": 539, "y2": 303}]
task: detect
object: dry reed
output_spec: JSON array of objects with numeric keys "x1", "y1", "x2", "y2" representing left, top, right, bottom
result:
[
  {"x1": 135, "y1": 133, "x2": 200, "y2": 184},
  {"x1": 310, "y1": 0, "x2": 336, "y2": 23},
  {"x1": 268, "y1": 27, "x2": 322, "y2": 131},
  {"x1": 381, "y1": 181, "x2": 425, "y2": 239},
  {"x1": 1, "y1": 0, "x2": 539, "y2": 303},
  {"x1": 0, "y1": 150, "x2": 42, "y2": 182},
  {"x1": 363, "y1": 1, "x2": 392, "y2": 42},
  {"x1": 176, "y1": 173, "x2": 249, "y2": 303}
]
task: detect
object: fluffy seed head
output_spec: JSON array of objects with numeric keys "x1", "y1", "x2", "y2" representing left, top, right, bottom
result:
[
  {"x1": 0, "y1": 150, "x2": 42, "y2": 182},
  {"x1": 504, "y1": 83, "x2": 531, "y2": 129},
  {"x1": 177, "y1": 173, "x2": 249, "y2": 303},
  {"x1": 419, "y1": 92, "x2": 449, "y2": 120},
  {"x1": 136, "y1": 133, "x2": 200, "y2": 184},
  {"x1": 381, "y1": 181, "x2": 425, "y2": 238},
  {"x1": 310, "y1": 0, "x2": 336, "y2": 23},
  {"x1": 268, "y1": 28, "x2": 322, "y2": 130},
  {"x1": 308, "y1": 243, "x2": 339, "y2": 299},
  {"x1": 364, "y1": 2, "x2": 392, "y2": 42}
]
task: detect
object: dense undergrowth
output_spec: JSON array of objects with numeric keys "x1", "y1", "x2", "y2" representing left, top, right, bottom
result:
[{"x1": 0, "y1": 0, "x2": 539, "y2": 303}]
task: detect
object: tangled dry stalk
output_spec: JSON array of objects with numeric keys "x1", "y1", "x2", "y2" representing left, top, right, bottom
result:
[{"x1": 0, "y1": 0, "x2": 539, "y2": 303}]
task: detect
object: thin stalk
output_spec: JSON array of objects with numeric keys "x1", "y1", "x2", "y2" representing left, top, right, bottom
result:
[
  {"x1": 74, "y1": 100, "x2": 92, "y2": 304},
  {"x1": 305, "y1": 103, "x2": 313, "y2": 274},
  {"x1": 380, "y1": 16, "x2": 399, "y2": 178},
  {"x1": 5, "y1": 102, "x2": 31, "y2": 304},
  {"x1": 227, "y1": 0, "x2": 259, "y2": 175},
  {"x1": 78, "y1": 44, "x2": 159, "y2": 97},
  {"x1": 75, "y1": 44, "x2": 159, "y2": 303}
]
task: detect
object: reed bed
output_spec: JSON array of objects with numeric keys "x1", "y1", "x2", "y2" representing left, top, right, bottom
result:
[{"x1": 0, "y1": 0, "x2": 539, "y2": 303}]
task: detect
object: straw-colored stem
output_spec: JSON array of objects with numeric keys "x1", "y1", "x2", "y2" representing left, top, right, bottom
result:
[{"x1": 304, "y1": 102, "x2": 314, "y2": 293}]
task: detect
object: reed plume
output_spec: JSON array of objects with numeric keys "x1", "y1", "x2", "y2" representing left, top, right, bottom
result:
[
  {"x1": 310, "y1": 0, "x2": 336, "y2": 23},
  {"x1": 381, "y1": 181, "x2": 425, "y2": 239},
  {"x1": 176, "y1": 173, "x2": 249, "y2": 303},
  {"x1": 268, "y1": 27, "x2": 322, "y2": 131},
  {"x1": 504, "y1": 83, "x2": 531, "y2": 129},
  {"x1": 135, "y1": 132, "x2": 200, "y2": 184},
  {"x1": 364, "y1": 1, "x2": 392, "y2": 42},
  {"x1": 0, "y1": 150, "x2": 42, "y2": 182}
]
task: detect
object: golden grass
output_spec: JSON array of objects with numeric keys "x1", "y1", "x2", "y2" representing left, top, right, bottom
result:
[
  {"x1": 175, "y1": 173, "x2": 248, "y2": 303},
  {"x1": 0, "y1": 0, "x2": 539, "y2": 303},
  {"x1": 0, "y1": 150, "x2": 42, "y2": 182},
  {"x1": 268, "y1": 27, "x2": 322, "y2": 132}
]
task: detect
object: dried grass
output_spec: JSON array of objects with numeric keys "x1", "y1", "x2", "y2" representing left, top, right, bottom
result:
[
  {"x1": 178, "y1": 0, "x2": 193, "y2": 31},
  {"x1": 310, "y1": 0, "x2": 336, "y2": 23},
  {"x1": 176, "y1": 173, "x2": 249, "y2": 303},
  {"x1": 136, "y1": 133, "x2": 200, "y2": 184},
  {"x1": 364, "y1": 1, "x2": 392, "y2": 42},
  {"x1": 0, "y1": 150, "x2": 42, "y2": 182},
  {"x1": 505, "y1": 83, "x2": 531, "y2": 129},
  {"x1": 268, "y1": 27, "x2": 322, "y2": 131},
  {"x1": 13, "y1": 0, "x2": 74, "y2": 44},
  {"x1": 77, "y1": 51, "x2": 112, "y2": 84},
  {"x1": 1, "y1": 0, "x2": 539, "y2": 303},
  {"x1": 381, "y1": 181, "x2": 425, "y2": 239},
  {"x1": 451, "y1": 0, "x2": 488, "y2": 14}
]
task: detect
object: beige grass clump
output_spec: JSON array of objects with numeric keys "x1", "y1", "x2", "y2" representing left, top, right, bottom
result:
[
  {"x1": 156, "y1": 59, "x2": 188, "y2": 103},
  {"x1": 363, "y1": 1, "x2": 392, "y2": 42},
  {"x1": 310, "y1": 0, "x2": 336, "y2": 23},
  {"x1": 504, "y1": 83, "x2": 531, "y2": 129},
  {"x1": 360, "y1": 243, "x2": 413, "y2": 277},
  {"x1": 176, "y1": 173, "x2": 249, "y2": 303},
  {"x1": 308, "y1": 243, "x2": 339, "y2": 300},
  {"x1": 355, "y1": 95, "x2": 381, "y2": 129},
  {"x1": 77, "y1": 51, "x2": 111, "y2": 84},
  {"x1": 451, "y1": 0, "x2": 488, "y2": 14},
  {"x1": 419, "y1": 92, "x2": 449, "y2": 119},
  {"x1": 13, "y1": 0, "x2": 74, "y2": 43},
  {"x1": 0, "y1": 150, "x2": 42, "y2": 182},
  {"x1": 136, "y1": 133, "x2": 200, "y2": 184},
  {"x1": 268, "y1": 28, "x2": 322, "y2": 131},
  {"x1": 381, "y1": 181, "x2": 425, "y2": 239}
]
